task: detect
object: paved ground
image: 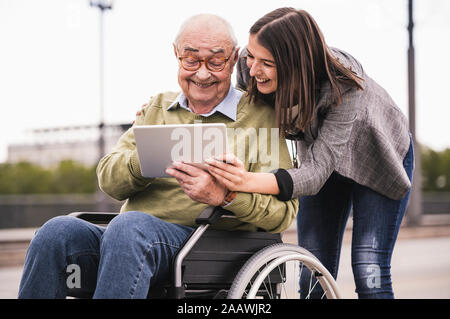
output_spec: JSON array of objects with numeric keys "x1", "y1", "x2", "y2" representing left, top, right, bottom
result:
[
  {"x1": 1, "y1": 224, "x2": 450, "y2": 299},
  {"x1": 281, "y1": 225, "x2": 450, "y2": 299},
  {"x1": 339, "y1": 236, "x2": 450, "y2": 298}
]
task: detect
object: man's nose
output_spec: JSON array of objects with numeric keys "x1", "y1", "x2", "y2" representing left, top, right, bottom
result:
[{"x1": 196, "y1": 63, "x2": 211, "y2": 80}]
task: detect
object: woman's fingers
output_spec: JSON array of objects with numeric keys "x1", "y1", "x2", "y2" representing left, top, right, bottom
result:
[
  {"x1": 208, "y1": 170, "x2": 235, "y2": 190},
  {"x1": 205, "y1": 158, "x2": 233, "y2": 172},
  {"x1": 213, "y1": 153, "x2": 242, "y2": 166},
  {"x1": 207, "y1": 164, "x2": 242, "y2": 185},
  {"x1": 205, "y1": 156, "x2": 243, "y2": 175}
]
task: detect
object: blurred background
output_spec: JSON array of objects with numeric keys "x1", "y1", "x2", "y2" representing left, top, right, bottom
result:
[{"x1": 0, "y1": 0, "x2": 449, "y2": 298}]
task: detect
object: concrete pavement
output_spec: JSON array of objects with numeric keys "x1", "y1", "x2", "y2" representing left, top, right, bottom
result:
[{"x1": 1, "y1": 224, "x2": 450, "y2": 299}]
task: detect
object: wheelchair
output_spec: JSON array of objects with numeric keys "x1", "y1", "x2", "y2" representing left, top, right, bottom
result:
[{"x1": 67, "y1": 206, "x2": 341, "y2": 299}]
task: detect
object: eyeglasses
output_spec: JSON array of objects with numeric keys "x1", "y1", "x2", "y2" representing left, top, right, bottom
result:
[{"x1": 177, "y1": 49, "x2": 235, "y2": 72}]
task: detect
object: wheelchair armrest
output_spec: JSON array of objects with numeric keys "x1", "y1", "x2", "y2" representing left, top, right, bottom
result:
[
  {"x1": 195, "y1": 206, "x2": 234, "y2": 225},
  {"x1": 69, "y1": 212, "x2": 118, "y2": 225}
]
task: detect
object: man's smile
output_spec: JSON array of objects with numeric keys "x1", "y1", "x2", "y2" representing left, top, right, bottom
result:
[{"x1": 190, "y1": 80, "x2": 217, "y2": 88}]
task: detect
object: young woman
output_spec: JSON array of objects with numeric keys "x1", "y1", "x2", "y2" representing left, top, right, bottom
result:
[{"x1": 206, "y1": 7, "x2": 414, "y2": 299}]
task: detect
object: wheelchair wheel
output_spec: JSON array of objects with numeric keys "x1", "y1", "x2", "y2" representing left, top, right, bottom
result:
[{"x1": 227, "y1": 243, "x2": 341, "y2": 299}]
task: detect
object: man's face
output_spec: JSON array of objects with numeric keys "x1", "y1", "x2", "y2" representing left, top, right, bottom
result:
[{"x1": 174, "y1": 29, "x2": 238, "y2": 113}]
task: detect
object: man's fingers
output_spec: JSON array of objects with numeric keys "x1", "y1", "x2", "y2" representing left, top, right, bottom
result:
[
  {"x1": 209, "y1": 170, "x2": 234, "y2": 190},
  {"x1": 165, "y1": 167, "x2": 192, "y2": 184},
  {"x1": 178, "y1": 180, "x2": 192, "y2": 191},
  {"x1": 171, "y1": 161, "x2": 205, "y2": 177}
]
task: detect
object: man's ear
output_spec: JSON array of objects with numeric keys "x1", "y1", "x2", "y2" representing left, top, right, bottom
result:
[
  {"x1": 232, "y1": 46, "x2": 240, "y2": 64},
  {"x1": 229, "y1": 46, "x2": 240, "y2": 71},
  {"x1": 173, "y1": 43, "x2": 178, "y2": 58}
]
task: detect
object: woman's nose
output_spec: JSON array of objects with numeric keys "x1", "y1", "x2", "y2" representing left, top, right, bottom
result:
[{"x1": 249, "y1": 61, "x2": 259, "y2": 77}]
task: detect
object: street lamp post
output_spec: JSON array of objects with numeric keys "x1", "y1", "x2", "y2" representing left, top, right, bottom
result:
[
  {"x1": 90, "y1": 0, "x2": 112, "y2": 162},
  {"x1": 406, "y1": 0, "x2": 422, "y2": 226},
  {"x1": 90, "y1": 0, "x2": 113, "y2": 212}
]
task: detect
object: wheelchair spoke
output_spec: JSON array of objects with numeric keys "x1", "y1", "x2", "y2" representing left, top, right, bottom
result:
[
  {"x1": 266, "y1": 269, "x2": 274, "y2": 299},
  {"x1": 277, "y1": 264, "x2": 287, "y2": 299},
  {"x1": 247, "y1": 260, "x2": 328, "y2": 299},
  {"x1": 228, "y1": 244, "x2": 341, "y2": 299},
  {"x1": 305, "y1": 276, "x2": 320, "y2": 299},
  {"x1": 308, "y1": 271, "x2": 314, "y2": 298},
  {"x1": 298, "y1": 262, "x2": 307, "y2": 299},
  {"x1": 260, "y1": 266, "x2": 271, "y2": 298}
]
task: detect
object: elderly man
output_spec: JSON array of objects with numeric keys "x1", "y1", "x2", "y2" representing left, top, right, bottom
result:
[{"x1": 18, "y1": 14, "x2": 298, "y2": 299}]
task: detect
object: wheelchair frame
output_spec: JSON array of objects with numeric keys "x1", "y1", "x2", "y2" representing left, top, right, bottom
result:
[{"x1": 69, "y1": 206, "x2": 341, "y2": 299}]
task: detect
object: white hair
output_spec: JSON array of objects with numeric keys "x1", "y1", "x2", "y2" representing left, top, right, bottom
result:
[{"x1": 174, "y1": 14, "x2": 238, "y2": 48}]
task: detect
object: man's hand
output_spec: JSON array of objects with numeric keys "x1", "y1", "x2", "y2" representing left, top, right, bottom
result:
[{"x1": 166, "y1": 161, "x2": 228, "y2": 206}]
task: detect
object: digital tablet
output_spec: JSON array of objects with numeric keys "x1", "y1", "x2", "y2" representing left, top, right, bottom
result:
[{"x1": 133, "y1": 123, "x2": 228, "y2": 178}]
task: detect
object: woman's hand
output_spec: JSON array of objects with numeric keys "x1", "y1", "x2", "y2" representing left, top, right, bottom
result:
[
  {"x1": 206, "y1": 153, "x2": 281, "y2": 195},
  {"x1": 205, "y1": 153, "x2": 253, "y2": 192}
]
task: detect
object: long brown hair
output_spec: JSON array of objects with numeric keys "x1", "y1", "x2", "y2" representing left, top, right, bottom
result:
[{"x1": 247, "y1": 8, "x2": 363, "y2": 134}]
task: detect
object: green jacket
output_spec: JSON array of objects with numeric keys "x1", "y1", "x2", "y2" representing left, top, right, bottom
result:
[{"x1": 97, "y1": 91, "x2": 298, "y2": 233}]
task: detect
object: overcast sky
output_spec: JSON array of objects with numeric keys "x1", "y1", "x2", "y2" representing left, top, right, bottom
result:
[{"x1": 1, "y1": 0, "x2": 449, "y2": 162}]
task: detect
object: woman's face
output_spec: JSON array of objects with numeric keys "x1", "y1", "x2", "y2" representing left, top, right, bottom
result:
[{"x1": 246, "y1": 34, "x2": 278, "y2": 94}]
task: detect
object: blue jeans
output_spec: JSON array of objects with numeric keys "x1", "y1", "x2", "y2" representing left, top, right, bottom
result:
[
  {"x1": 18, "y1": 211, "x2": 193, "y2": 299},
  {"x1": 297, "y1": 138, "x2": 414, "y2": 299}
]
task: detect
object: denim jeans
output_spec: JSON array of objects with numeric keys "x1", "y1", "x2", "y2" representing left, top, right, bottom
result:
[
  {"x1": 18, "y1": 211, "x2": 193, "y2": 299},
  {"x1": 297, "y1": 138, "x2": 414, "y2": 299}
]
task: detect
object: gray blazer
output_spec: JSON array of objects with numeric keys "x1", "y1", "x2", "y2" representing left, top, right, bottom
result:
[{"x1": 288, "y1": 48, "x2": 412, "y2": 200}]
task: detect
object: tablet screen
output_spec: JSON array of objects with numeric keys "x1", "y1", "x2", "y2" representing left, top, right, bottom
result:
[{"x1": 133, "y1": 123, "x2": 228, "y2": 178}]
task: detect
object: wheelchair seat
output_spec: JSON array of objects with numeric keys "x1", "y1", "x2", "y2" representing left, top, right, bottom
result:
[
  {"x1": 67, "y1": 207, "x2": 282, "y2": 299},
  {"x1": 165, "y1": 228, "x2": 282, "y2": 298}
]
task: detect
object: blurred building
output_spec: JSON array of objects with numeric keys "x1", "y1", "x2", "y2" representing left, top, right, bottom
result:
[{"x1": 7, "y1": 124, "x2": 131, "y2": 167}]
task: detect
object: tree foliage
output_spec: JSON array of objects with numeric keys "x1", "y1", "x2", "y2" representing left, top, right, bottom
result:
[
  {"x1": 0, "y1": 146, "x2": 449, "y2": 194},
  {"x1": 421, "y1": 147, "x2": 450, "y2": 192},
  {"x1": 0, "y1": 160, "x2": 97, "y2": 194}
]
